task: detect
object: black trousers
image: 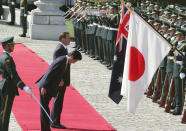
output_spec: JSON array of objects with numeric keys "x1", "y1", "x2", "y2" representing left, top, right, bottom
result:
[
  {"x1": 40, "y1": 89, "x2": 52, "y2": 131},
  {"x1": 51, "y1": 86, "x2": 67, "y2": 124},
  {"x1": 20, "y1": 16, "x2": 27, "y2": 34},
  {"x1": 8, "y1": 3, "x2": 15, "y2": 22},
  {"x1": 0, "y1": 92, "x2": 15, "y2": 131}
]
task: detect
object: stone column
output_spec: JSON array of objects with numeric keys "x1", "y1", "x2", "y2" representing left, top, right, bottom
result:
[{"x1": 29, "y1": 0, "x2": 66, "y2": 40}]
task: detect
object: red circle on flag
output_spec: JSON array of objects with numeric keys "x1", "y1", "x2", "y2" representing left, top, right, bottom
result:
[{"x1": 129, "y1": 46, "x2": 145, "y2": 81}]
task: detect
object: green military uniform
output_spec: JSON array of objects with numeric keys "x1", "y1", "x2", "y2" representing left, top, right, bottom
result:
[
  {"x1": 107, "y1": 5, "x2": 120, "y2": 69},
  {"x1": 95, "y1": 15, "x2": 103, "y2": 61},
  {"x1": 0, "y1": 37, "x2": 26, "y2": 131},
  {"x1": 84, "y1": 15, "x2": 90, "y2": 54},
  {"x1": 164, "y1": 38, "x2": 177, "y2": 109},
  {"x1": 85, "y1": 15, "x2": 92, "y2": 55},
  {"x1": 72, "y1": 5, "x2": 81, "y2": 50},
  {"x1": 88, "y1": 15, "x2": 96, "y2": 58},
  {"x1": 158, "y1": 24, "x2": 170, "y2": 103},
  {"x1": 72, "y1": 17, "x2": 78, "y2": 48},
  {"x1": 7, "y1": 0, "x2": 16, "y2": 25},
  {"x1": 19, "y1": 0, "x2": 28, "y2": 37},
  {"x1": 93, "y1": 15, "x2": 100, "y2": 60},
  {"x1": 172, "y1": 30, "x2": 186, "y2": 115},
  {"x1": 100, "y1": 15, "x2": 108, "y2": 64},
  {"x1": 79, "y1": 17, "x2": 86, "y2": 52}
]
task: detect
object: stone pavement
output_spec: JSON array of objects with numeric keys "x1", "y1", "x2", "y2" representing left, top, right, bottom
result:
[{"x1": 0, "y1": 20, "x2": 186, "y2": 131}]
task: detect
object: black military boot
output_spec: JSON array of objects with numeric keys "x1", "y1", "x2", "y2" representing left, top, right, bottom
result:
[
  {"x1": 172, "y1": 107, "x2": 182, "y2": 115},
  {"x1": 7, "y1": 21, "x2": 15, "y2": 25},
  {"x1": 19, "y1": 33, "x2": 26, "y2": 37}
]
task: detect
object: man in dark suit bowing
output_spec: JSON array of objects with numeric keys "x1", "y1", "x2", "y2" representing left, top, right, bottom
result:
[
  {"x1": 50, "y1": 32, "x2": 72, "y2": 129},
  {"x1": 36, "y1": 50, "x2": 82, "y2": 131}
]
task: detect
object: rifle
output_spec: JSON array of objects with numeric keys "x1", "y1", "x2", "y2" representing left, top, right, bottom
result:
[
  {"x1": 164, "y1": 78, "x2": 175, "y2": 113},
  {"x1": 65, "y1": 6, "x2": 80, "y2": 19},
  {"x1": 64, "y1": 4, "x2": 79, "y2": 16},
  {"x1": 146, "y1": 78, "x2": 154, "y2": 97},
  {"x1": 76, "y1": 13, "x2": 87, "y2": 22},
  {"x1": 73, "y1": 7, "x2": 88, "y2": 20},
  {"x1": 159, "y1": 72, "x2": 169, "y2": 107},
  {"x1": 152, "y1": 68, "x2": 161, "y2": 102},
  {"x1": 66, "y1": 6, "x2": 84, "y2": 20}
]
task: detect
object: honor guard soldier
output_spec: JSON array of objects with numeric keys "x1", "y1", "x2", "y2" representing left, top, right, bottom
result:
[
  {"x1": 172, "y1": 29, "x2": 186, "y2": 115},
  {"x1": 107, "y1": 2, "x2": 120, "y2": 70},
  {"x1": 170, "y1": 13, "x2": 178, "y2": 25},
  {"x1": 7, "y1": 0, "x2": 16, "y2": 25},
  {"x1": 155, "y1": 23, "x2": 170, "y2": 104},
  {"x1": 95, "y1": 5, "x2": 102, "y2": 60},
  {"x1": 159, "y1": 25, "x2": 177, "y2": 107},
  {"x1": 19, "y1": 0, "x2": 28, "y2": 37},
  {"x1": 175, "y1": 16, "x2": 184, "y2": 27},
  {"x1": 0, "y1": 37, "x2": 32, "y2": 131},
  {"x1": 99, "y1": 5, "x2": 108, "y2": 64},
  {"x1": 164, "y1": 27, "x2": 178, "y2": 112}
]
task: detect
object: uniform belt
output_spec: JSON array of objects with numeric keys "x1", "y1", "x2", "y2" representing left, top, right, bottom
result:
[
  {"x1": 20, "y1": 7, "x2": 24, "y2": 9},
  {"x1": 93, "y1": 23, "x2": 98, "y2": 26},
  {"x1": 167, "y1": 56, "x2": 174, "y2": 60},
  {"x1": 109, "y1": 27, "x2": 118, "y2": 31},
  {"x1": 88, "y1": 24, "x2": 93, "y2": 27},
  {"x1": 104, "y1": 27, "x2": 109, "y2": 29},
  {"x1": 100, "y1": 25, "x2": 106, "y2": 28},
  {"x1": 176, "y1": 61, "x2": 183, "y2": 65},
  {"x1": 98, "y1": 25, "x2": 103, "y2": 28}
]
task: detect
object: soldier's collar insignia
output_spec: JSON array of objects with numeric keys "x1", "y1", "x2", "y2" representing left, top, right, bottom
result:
[{"x1": 6, "y1": 58, "x2": 10, "y2": 63}]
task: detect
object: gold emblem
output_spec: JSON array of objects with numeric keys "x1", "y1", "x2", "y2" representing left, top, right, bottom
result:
[{"x1": 6, "y1": 58, "x2": 10, "y2": 63}]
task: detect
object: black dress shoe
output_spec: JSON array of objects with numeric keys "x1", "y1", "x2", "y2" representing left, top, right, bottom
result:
[
  {"x1": 7, "y1": 21, "x2": 15, "y2": 25},
  {"x1": 107, "y1": 66, "x2": 112, "y2": 70},
  {"x1": 82, "y1": 50, "x2": 86, "y2": 53},
  {"x1": 101, "y1": 61, "x2": 107, "y2": 65},
  {"x1": 78, "y1": 48, "x2": 83, "y2": 51},
  {"x1": 19, "y1": 34, "x2": 26, "y2": 37},
  {"x1": 93, "y1": 57, "x2": 100, "y2": 60},
  {"x1": 106, "y1": 64, "x2": 111, "y2": 67},
  {"x1": 90, "y1": 55, "x2": 95, "y2": 58},
  {"x1": 51, "y1": 124, "x2": 66, "y2": 129},
  {"x1": 171, "y1": 108, "x2": 182, "y2": 115},
  {"x1": 85, "y1": 51, "x2": 89, "y2": 55}
]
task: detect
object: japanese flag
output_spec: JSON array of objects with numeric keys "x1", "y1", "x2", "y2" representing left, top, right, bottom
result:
[{"x1": 121, "y1": 11, "x2": 171, "y2": 113}]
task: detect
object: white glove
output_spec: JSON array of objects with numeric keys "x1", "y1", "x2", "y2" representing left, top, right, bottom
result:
[
  {"x1": 174, "y1": 50, "x2": 180, "y2": 56},
  {"x1": 11, "y1": 2, "x2": 15, "y2": 5},
  {"x1": 23, "y1": 86, "x2": 32, "y2": 94},
  {"x1": 180, "y1": 73, "x2": 185, "y2": 79},
  {"x1": 24, "y1": 14, "x2": 27, "y2": 17}
]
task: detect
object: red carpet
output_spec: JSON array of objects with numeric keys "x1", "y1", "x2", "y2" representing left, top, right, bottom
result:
[{"x1": 0, "y1": 43, "x2": 115, "y2": 131}]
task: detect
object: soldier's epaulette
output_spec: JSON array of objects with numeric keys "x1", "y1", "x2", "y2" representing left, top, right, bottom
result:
[{"x1": 178, "y1": 43, "x2": 186, "y2": 51}]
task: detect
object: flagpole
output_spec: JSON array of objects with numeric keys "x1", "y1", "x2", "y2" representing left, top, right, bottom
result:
[{"x1": 133, "y1": 8, "x2": 185, "y2": 57}]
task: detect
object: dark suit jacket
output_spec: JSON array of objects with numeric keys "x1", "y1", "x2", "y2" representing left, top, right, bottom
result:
[
  {"x1": 36, "y1": 56, "x2": 67, "y2": 97},
  {"x1": 0, "y1": 52, "x2": 25, "y2": 96},
  {"x1": 53, "y1": 43, "x2": 70, "y2": 86}
]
